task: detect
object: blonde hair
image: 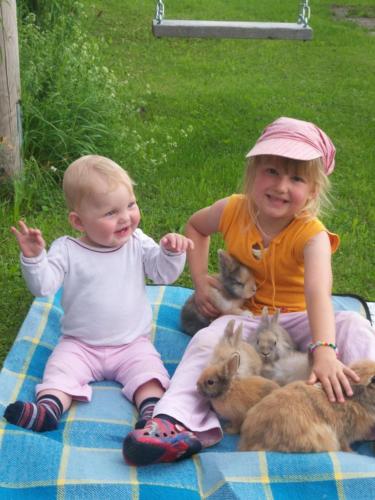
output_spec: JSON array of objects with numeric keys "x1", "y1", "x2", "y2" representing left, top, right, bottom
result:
[
  {"x1": 63, "y1": 155, "x2": 134, "y2": 210},
  {"x1": 243, "y1": 155, "x2": 331, "y2": 220}
]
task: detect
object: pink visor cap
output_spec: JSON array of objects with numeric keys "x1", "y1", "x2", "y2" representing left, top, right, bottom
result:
[{"x1": 246, "y1": 117, "x2": 336, "y2": 175}]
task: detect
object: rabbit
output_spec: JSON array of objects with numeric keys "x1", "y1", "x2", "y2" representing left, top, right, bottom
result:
[
  {"x1": 239, "y1": 359, "x2": 375, "y2": 453},
  {"x1": 197, "y1": 352, "x2": 279, "y2": 434},
  {"x1": 181, "y1": 249, "x2": 257, "y2": 336},
  {"x1": 210, "y1": 319, "x2": 262, "y2": 378},
  {"x1": 250, "y1": 306, "x2": 311, "y2": 385}
]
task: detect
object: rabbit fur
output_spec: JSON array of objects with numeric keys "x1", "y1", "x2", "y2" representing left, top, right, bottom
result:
[
  {"x1": 239, "y1": 359, "x2": 375, "y2": 453},
  {"x1": 209, "y1": 319, "x2": 262, "y2": 378},
  {"x1": 250, "y1": 306, "x2": 311, "y2": 385},
  {"x1": 197, "y1": 352, "x2": 279, "y2": 434},
  {"x1": 181, "y1": 250, "x2": 256, "y2": 336}
]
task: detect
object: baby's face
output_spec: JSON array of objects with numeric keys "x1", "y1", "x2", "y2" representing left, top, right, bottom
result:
[{"x1": 77, "y1": 180, "x2": 140, "y2": 248}]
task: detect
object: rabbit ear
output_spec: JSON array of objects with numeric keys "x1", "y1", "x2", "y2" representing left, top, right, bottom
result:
[
  {"x1": 218, "y1": 249, "x2": 229, "y2": 266},
  {"x1": 224, "y1": 319, "x2": 236, "y2": 344},
  {"x1": 260, "y1": 306, "x2": 270, "y2": 326},
  {"x1": 218, "y1": 249, "x2": 235, "y2": 272},
  {"x1": 272, "y1": 308, "x2": 280, "y2": 325},
  {"x1": 232, "y1": 322, "x2": 243, "y2": 346},
  {"x1": 226, "y1": 352, "x2": 240, "y2": 376}
]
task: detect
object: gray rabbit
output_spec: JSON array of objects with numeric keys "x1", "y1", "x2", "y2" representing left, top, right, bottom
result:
[
  {"x1": 250, "y1": 306, "x2": 311, "y2": 385},
  {"x1": 180, "y1": 250, "x2": 256, "y2": 336}
]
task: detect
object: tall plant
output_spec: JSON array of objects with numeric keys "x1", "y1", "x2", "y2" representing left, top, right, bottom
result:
[
  {"x1": 17, "y1": 0, "x2": 79, "y2": 29},
  {"x1": 18, "y1": 3, "x2": 129, "y2": 174}
]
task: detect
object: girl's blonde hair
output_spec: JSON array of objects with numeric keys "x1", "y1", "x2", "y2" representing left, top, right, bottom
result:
[
  {"x1": 63, "y1": 155, "x2": 134, "y2": 210},
  {"x1": 243, "y1": 155, "x2": 331, "y2": 220}
]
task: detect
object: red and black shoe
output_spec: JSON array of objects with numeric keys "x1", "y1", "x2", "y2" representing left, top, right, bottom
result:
[{"x1": 123, "y1": 417, "x2": 202, "y2": 466}]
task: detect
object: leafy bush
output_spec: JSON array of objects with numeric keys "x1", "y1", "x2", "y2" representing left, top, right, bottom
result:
[
  {"x1": 19, "y1": 8, "x2": 126, "y2": 172},
  {"x1": 18, "y1": 0, "x2": 79, "y2": 30},
  {"x1": 18, "y1": 1, "x2": 179, "y2": 182}
]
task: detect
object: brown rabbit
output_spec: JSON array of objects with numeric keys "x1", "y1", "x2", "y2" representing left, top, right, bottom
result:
[
  {"x1": 181, "y1": 250, "x2": 256, "y2": 336},
  {"x1": 239, "y1": 359, "x2": 375, "y2": 453},
  {"x1": 197, "y1": 352, "x2": 279, "y2": 433},
  {"x1": 210, "y1": 319, "x2": 262, "y2": 378}
]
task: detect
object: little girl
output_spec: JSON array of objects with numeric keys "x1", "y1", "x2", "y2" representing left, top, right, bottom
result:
[
  {"x1": 4, "y1": 155, "x2": 193, "y2": 432},
  {"x1": 123, "y1": 117, "x2": 375, "y2": 466}
]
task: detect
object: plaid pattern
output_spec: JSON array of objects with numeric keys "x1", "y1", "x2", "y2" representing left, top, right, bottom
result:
[{"x1": 0, "y1": 286, "x2": 374, "y2": 499}]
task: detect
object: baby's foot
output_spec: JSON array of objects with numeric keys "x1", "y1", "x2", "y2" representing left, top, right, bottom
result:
[{"x1": 4, "y1": 395, "x2": 63, "y2": 432}]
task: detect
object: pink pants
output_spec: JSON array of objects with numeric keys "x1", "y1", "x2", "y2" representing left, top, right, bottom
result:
[
  {"x1": 154, "y1": 311, "x2": 375, "y2": 448},
  {"x1": 36, "y1": 335, "x2": 170, "y2": 402}
]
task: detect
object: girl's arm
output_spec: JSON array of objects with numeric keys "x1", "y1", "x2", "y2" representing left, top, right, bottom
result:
[
  {"x1": 304, "y1": 231, "x2": 359, "y2": 402},
  {"x1": 184, "y1": 198, "x2": 228, "y2": 317}
]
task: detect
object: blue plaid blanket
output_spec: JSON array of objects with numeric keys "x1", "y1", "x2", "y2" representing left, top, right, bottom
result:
[{"x1": 1, "y1": 286, "x2": 374, "y2": 499}]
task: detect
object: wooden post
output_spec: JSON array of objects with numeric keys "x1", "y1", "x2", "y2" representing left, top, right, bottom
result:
[{"x1": 0, "y1": 0, "x2": 22, "y2": 177}]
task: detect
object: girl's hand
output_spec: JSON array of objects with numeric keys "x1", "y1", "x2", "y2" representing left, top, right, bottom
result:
[
  {"x1": 160, "y1": 233, "x2": 195, "y2": 253},
  {"x1": 11, "y1": 221, "x2": 45, "y2": 258},
  {"x1": 307, "y1": 347, "x2": 360, "y2": 403},
  {"x1": 194, "y1": 274, "x2": 221, "y2": 318}
]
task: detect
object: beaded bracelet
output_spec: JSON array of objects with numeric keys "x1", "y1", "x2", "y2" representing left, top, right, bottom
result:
[{"x1": 308, "y1": 341, "x2": 338, "y2": 356}]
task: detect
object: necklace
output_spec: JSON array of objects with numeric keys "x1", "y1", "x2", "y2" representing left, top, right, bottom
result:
[{"x1": 254, "y1": 212, "x2": 277, "y2": 240}]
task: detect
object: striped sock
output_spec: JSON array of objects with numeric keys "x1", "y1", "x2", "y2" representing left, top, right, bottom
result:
[
  {"x1": 135, "y1": 397, "x2": 160, "y2": 429},
  {"x1": 4, "y1": 394, "x2": 63, "y2": 432}
]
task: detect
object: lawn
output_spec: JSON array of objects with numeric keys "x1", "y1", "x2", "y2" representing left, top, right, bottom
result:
[{"x1": 0, "y1": 0, "x2": 374, "y2": 365}]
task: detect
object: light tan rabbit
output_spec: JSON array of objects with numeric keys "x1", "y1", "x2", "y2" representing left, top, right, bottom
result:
[
  {"x1": 250, "y1": 306, "x2": 311, "y2": 385},
  {"x1": 239, "y1": 359, "x2": 375, "y2": 453},
  {"x1": 197, "y1": 352, "x2": 279, "y2": 433},
  {"x1": 181, "y1": 250, "x2": 256, "y2": 336},
  {"x1": 211, "y1": 319, "x2": 262, "y2": 378}
]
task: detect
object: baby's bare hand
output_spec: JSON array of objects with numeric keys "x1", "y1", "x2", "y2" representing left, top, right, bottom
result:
[
  {"x1": 160, "y1": 233, "x2": 194, "y2": 253},
  {"x1": 11, "y1": 220, "x2": 45, "y2": 258}
]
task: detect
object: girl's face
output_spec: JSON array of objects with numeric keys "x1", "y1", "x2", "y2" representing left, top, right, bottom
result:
[
  {"x1": 71, "y1": 179, "x2": 141, "y2": 248},
  {"x1": 251, "y1": 158, "x2": 315, "y2": 224}
]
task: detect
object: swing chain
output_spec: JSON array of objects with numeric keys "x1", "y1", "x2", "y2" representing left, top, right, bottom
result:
[
  {"x1": 298, "y1": 0, "x2": 311, "y2": 27},
  {"x1": 155, "y1": 0, "x2": 165, "y2": 23}
]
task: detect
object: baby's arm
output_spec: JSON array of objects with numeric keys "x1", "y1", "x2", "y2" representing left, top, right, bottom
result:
[
  {"x1": 160, "y1": 233, "x2": 194, "y2": 253},
  {"x1": 184, "y1": 198, "x2": 228, "y2": 318},
  {"x1": 11, "y1": 220, "x2": 45, "y2": 257},
  {"x1": 11, "y1": 221, "x2": 66, "y2": 296},
  {"x1": 304, "y1": 231, "x2": 359, "y2": 402},
  {"x1": 141, "y1": 231, "x2": 188, "y2": 284}
]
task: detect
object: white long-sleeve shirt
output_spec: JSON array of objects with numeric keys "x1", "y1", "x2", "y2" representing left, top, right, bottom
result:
[{"x1": 20, "y1": 229, "x2": 186, "y2": 346}]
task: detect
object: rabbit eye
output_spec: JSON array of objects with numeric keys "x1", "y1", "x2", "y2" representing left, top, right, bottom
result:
[
  {"x1": 207, "y1": 379, "x2": 215, "y2": 386},
  {"x1": 273, "y1": 341, "x2": 277, "y2": 346},
  {"x1": 370, "y1": 376, "x2": 375, "y2": 384}
]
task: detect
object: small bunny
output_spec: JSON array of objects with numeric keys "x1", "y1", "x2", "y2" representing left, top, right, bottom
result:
[
  {"x1": 239, "y1": 359, "x2": 375, "y2": 453},
  {"x1": 197, "y1": 352, "x2": 279, "y2": 434},
  {"x1": 210, "y1": 319, "x2": 262, "y2": 378},
  {"x1": 250, "y1": 306, "x2": 310, "y2": 385},
  {"x1": 181, "y1": 250, "x2": 256, "y2": 336}
]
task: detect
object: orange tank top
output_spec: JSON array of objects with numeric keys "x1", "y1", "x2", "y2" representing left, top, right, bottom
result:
[{"x1": 218, "y1": 194, "x2": 340, "y2": 315}]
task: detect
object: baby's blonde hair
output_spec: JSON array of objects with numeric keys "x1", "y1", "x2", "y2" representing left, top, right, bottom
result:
[
  {"x1": 243, "y1": 155, "x2": 331, "y2": 220},
  {"x1": 63, "y1": 155, "x2": 134, "y2": 211}
]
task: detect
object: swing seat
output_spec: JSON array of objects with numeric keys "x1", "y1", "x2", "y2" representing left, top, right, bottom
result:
[
  {"x1": 152, "y1": 19, "x2": 313, "y2": 40},
  {"x1": 0, "y1": 286, "x2": 373, "y2": 498}
]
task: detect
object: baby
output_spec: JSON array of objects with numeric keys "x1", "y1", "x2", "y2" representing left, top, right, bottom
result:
[{"x1": 4, "y1": 154, "x2": 193, "y2": 432}]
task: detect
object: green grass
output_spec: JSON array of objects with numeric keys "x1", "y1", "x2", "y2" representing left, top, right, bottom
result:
[{"x1": 1, "y1": 0, "x2": 374, "y2": 366}]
